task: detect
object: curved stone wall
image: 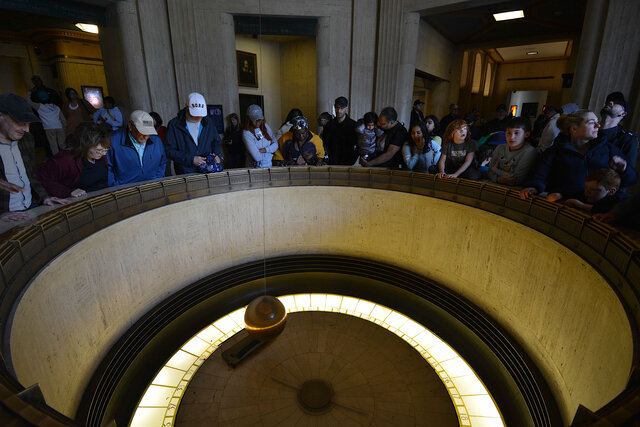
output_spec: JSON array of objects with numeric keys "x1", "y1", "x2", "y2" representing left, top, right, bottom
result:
[{"x1": 7, "y1": 185, "x2": 633, "y2": 423}]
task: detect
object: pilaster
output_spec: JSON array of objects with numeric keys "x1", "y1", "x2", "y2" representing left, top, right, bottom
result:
[{"x1": 101, "y1": 0, "x2": 151, "y2": 114}]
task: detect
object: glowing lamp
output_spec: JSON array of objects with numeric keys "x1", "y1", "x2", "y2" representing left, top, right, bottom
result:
[{"x1": 75, "y1": 23, "x2": 99, "y2": 34}]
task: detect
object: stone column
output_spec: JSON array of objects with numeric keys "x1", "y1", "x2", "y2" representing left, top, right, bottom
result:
[
  {"x1": 137, "y1": 0, "x2": 180, "y2": 121},
  {"x1": 588, "y1": 0, "x2": 640, "y2": 126},
  {"x1": 396, "y1": 12, "x2": 420, "y2": 126},
  {"x1": 349, "y1": 0, "x2": 378, "y2": 119},
  {"x1": 571, "y1": 0, "x2": 640, "y2": 132},
  {"x1": 217, "y1": 12, "x2": 240, "y2": 118},
  {"x1": 316, "y1": 16, "x2": 332, "y2": 116},
  {"x1": 100, "y1": 0, "x2": 151, "y2": 114},
  {"x1": 373, "y1": 0, "x2": 403, "y2": 112},
  {"x1": 570, "y1": 0, "x2": 607, "y2": 108},
  {"x1": 373, "y1": 3, "x2": 420, "y2": 126},
  {"x1": 166, "y1": 2, "x2": 239, "y2": 118}
]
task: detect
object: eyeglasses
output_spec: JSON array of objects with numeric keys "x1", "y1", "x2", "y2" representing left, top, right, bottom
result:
[{"x1": 92, "y1": 147, "x2": 109, "y2": 154}]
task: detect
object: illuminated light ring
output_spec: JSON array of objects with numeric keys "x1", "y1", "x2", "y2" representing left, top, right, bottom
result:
[{"x1": 130, "y1": 294, "x2": 505, "y2": 427}]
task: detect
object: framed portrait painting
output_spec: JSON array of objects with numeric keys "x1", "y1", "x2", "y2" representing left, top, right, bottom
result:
[{"x1": 236, "y1": 50, "x2": 258, "y2": 88}]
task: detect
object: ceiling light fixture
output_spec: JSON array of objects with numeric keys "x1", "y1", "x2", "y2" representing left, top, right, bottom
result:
[
  {"x1": 527, "y1": 51, "x2": 539, "y2": 55},
  {"x1": 493, "y1": 10, "x2": 525, "y2": 21},
  {"x1": 75, "y1": 23, "x2": 99, "y2": 34}
]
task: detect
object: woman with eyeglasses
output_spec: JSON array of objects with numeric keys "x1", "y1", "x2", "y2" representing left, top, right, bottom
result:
[
  {"x1": 520, "y1": 110, "x2": 636, "y2": 201},
  {"x1": 37, "y1": 122, "x2": 111, "y2": 198}
]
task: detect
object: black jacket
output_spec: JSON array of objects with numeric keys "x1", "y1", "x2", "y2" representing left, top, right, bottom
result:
[
  {"x1": 322, "y1": 116, "x2": 357, "y2": 165},
  {"x1": 600, "y1": 125, "x2": 638, "y2": 169},
  {"x1": 526, "y1": 134, "x2": 637, "y2": 197},
  {"x1": 165, "y1": 109, "x2": 222, "y2": 174}
]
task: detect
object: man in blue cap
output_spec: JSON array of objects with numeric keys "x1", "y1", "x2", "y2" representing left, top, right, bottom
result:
[{"x1": 0, "y1": 93, "x2": 68, "y2": 221}]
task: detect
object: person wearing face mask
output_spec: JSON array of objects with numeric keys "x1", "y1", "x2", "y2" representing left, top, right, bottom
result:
[
  {"x1": 520, "y1": 110, "x2": 636, "y2": 201},
  {"x1": 599, "y1": 91, "x2": 638, "y2": 169},
  {"x1": 274, "y1": 116, "x2": 325, "y2": 166}
]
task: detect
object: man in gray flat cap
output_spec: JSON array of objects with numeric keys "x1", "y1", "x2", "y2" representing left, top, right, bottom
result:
[{"x1": 0, "y1": 93, "x2": 68, "y2": 221}]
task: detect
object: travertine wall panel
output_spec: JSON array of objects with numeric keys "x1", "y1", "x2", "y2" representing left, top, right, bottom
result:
[
  {"x1": 236, "y1": 35, "x2": 282, "y2": 126},
  {"x1": 281, "y1": 38, "x2": 317, "y2": 125}
]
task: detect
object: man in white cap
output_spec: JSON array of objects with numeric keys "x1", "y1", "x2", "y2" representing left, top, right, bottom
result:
[
  {"x1": 165, "y1": 92, "x2": 222, "y2": 175},
  {"x1": 106, "y1": 110, "x2": 167, "y2": 185}
]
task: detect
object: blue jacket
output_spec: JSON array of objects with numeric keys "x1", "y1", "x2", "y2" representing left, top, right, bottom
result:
[
  {"x1": 107, "y1": 129, "x2": 167, "y2": 186},
  {"x1": 526, "y1": 134, "x2": 637, "y2": 197},
  {"x1": 165, "y1": 109, "x2": 222, "y2": 174}
]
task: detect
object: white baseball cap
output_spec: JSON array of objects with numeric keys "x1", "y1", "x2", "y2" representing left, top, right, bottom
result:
[
  {"x1": 187, "y1": 92, "x2": 207, "y2": 117},
  {"x1": 130, "y1": 110, "x2": 157, "y2": 135}
]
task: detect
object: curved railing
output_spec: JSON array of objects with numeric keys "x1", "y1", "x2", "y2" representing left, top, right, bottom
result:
[{"x1": 0, "y1": 167, "x2": 638, "y2": 426}]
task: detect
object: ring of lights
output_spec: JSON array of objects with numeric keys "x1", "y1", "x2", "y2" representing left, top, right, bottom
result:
[{"x1": 131, "y1": 293, "x2": 504, "y2": 427}]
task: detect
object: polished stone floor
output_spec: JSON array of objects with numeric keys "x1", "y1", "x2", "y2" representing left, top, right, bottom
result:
[{"x1": 176, "y1": 311, "x2": 457, "y2": 426}]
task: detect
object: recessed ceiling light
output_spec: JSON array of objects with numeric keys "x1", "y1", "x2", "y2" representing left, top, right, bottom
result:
[
  {"x1": 493, "y1": 10, "x2": 525, "y2": 21},
  {"x1": 527, "y1": 51, "x2": 539, "y2": 55},
  {"x1": 75, "y1": 23, "x2": 99, "y2": 34}
]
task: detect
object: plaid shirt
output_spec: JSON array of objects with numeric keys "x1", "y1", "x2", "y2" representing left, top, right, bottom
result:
[{"x1": 0, "y1": 133, "x2": 49, "y2": 213}]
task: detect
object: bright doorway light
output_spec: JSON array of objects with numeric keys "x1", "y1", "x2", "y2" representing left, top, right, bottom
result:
[
  {"x1": 75, "y1": 23, "x2": 99, "y2": 34},
  {"x1": 493, "y1": 10, "x2": 525, "y2": 21}
]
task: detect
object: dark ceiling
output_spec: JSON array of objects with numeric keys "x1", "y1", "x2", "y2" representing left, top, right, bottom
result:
[
  {"x1": 0, "y1": 0, "x2": 106, "y2": 30},
  {"x1": 423, "y1": 0, "x2": 586, "y2": 47},
  {"x1": 0, "y1": 9, "x2": 83, "y2": 32}
]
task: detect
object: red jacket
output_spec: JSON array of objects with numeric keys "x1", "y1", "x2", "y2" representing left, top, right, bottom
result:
[{"x1": 37, "y1": 150, "x2": 108, "y2": 198}]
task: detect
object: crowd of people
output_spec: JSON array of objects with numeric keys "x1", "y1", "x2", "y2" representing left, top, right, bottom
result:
[{"x1": 0, "y1": 80, "x2": 638, "y2": 229}]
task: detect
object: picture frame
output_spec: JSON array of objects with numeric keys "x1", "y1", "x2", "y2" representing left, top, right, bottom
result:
[
  {"x1": 236, "y1": 50, "x2": 258, "y2": 88},
  {"x1": 81, "y1": 85, "x2": 104, "y2": 109}
]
